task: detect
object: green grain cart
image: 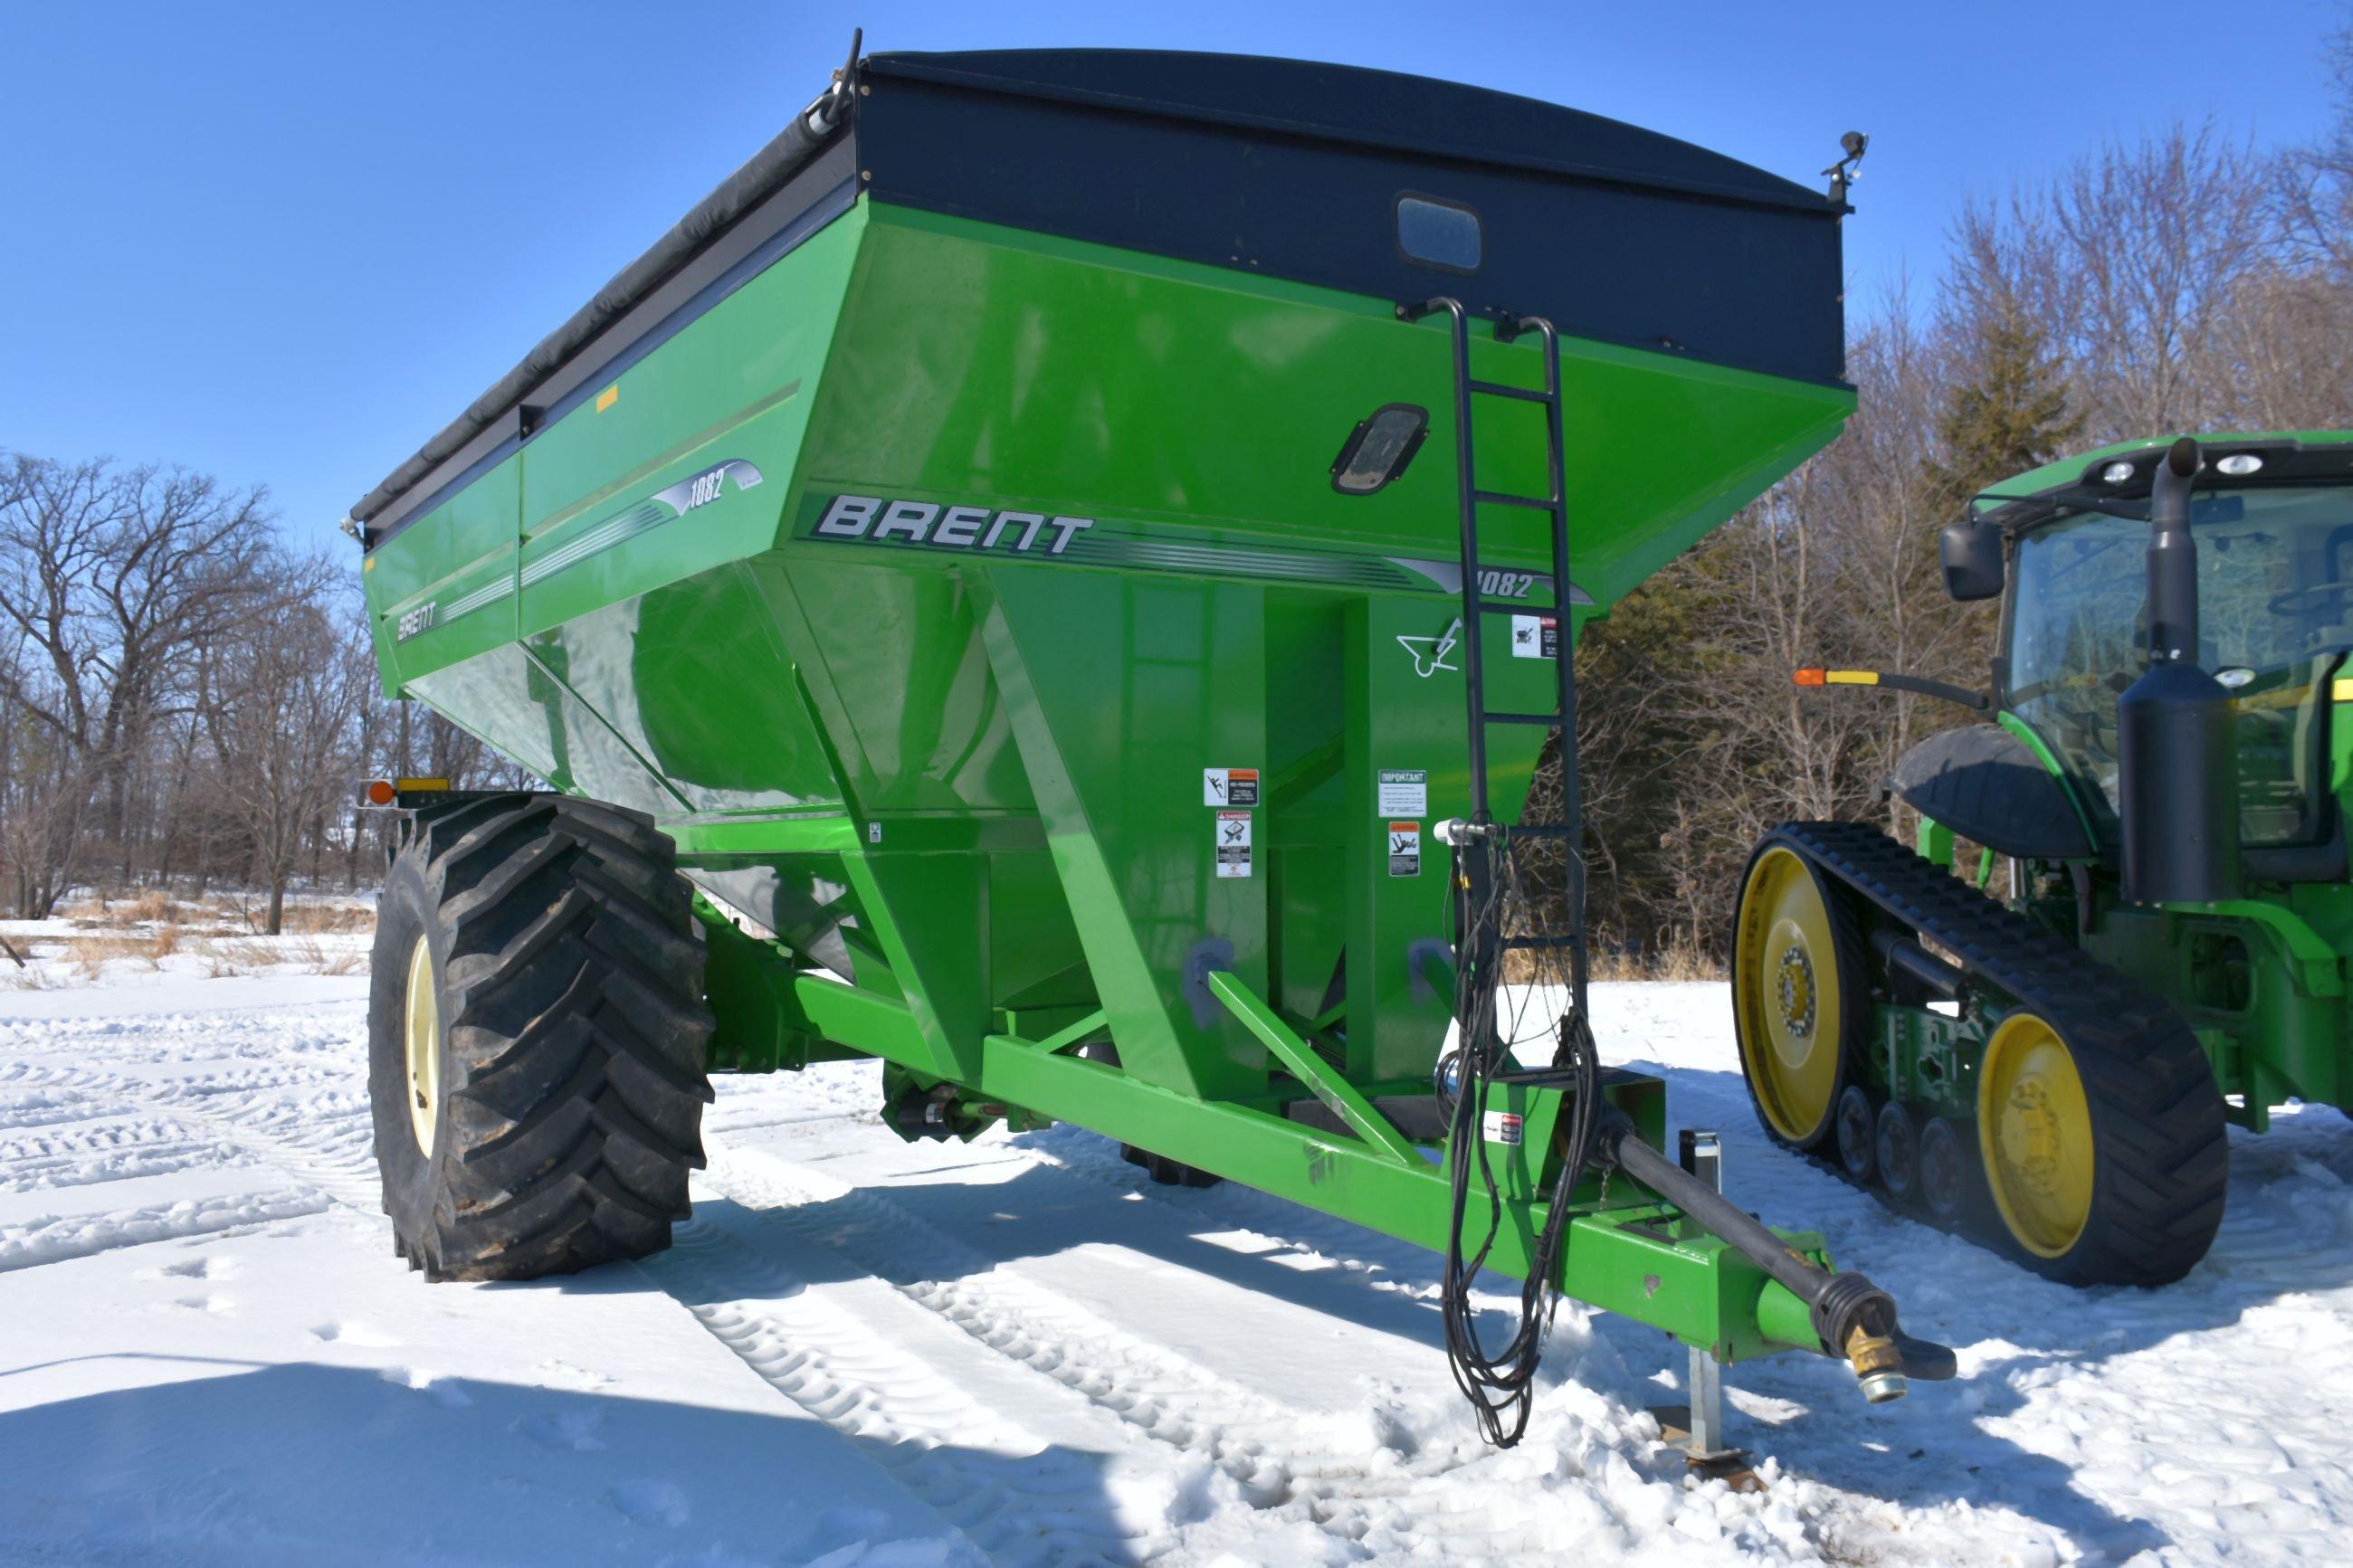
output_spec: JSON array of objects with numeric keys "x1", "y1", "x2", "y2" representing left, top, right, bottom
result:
[
  {"x1": 1741, "y1": 432, "x2": 2353, "y2": 1288},
  {"x1": 349, "y1": 45, "x2": 1950, "y2": 1443}
]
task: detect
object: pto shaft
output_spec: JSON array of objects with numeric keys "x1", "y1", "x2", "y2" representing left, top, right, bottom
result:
[{"x1": 1600, "y1": 1114, "x2": 1953, "y2": 1401}]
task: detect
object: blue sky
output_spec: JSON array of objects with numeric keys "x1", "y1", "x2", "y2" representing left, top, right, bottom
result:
[{"x1": 2, "y1": 1, "x2": 2342, "y2": 552}]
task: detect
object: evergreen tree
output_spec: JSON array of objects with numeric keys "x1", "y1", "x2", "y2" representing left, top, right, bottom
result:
[{"x1": 1926, "y1": 297, "x2": 2084, "y2": 504}]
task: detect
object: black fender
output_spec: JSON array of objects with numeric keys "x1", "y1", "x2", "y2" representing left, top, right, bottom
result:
[{"x1": 1891, "y1": 725, "x2": 2093, "y2": 861}]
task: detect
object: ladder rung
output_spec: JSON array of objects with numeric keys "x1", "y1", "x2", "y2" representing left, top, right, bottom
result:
[
  {"x1": 1468, "y1": 378, "x2": 1556, "y2": 405},
  {"x1": 1473, "y1": 489, "x2": 1558, "y2": 511},
  {"x1": 1481, "y1": 711, "x2": 1560, "y2": 727},
  {"x1": 1500, "y1": 934, "x2": 1582, "y2": 949},
  {"x1": 1498, "y1": 823, "x2": 1578, "y2": 839},
  {"x1": 1469, "y1": 599, "x2": 1566, "y2": 621}
]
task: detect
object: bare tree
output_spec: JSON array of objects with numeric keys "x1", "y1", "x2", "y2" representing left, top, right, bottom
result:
[
  {"x1": 0, "y1": 455, "x2": 278, "y2": 912},
  {"x1": 205, "y1": 556, "x2": 372, "y2": 934},
  {"x1": 1964, "y1": 125, "x2": 2271, "y2": 439}
]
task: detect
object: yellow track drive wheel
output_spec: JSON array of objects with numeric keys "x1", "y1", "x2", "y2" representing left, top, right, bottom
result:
[
  {"x1": 1732, "y1": 842, "x2": 1865, "y2": 1151},
  {"x1": 1977, "y1": 1012, "x2": 2094, "y2": 1259},
  {"x1": 1970, "y1": 1001, "x2": 2227, "y2": 1285}
]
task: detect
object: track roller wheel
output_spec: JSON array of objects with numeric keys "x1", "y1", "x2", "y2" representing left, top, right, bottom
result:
[
  {"x1": 368, "y1": 793, "x2": 715, "y2": 1282},
  {"x1": 1834, "y1": 1085, "x2": 1878, "y2": 1184},
  {"x1": 1875, "y1": 1101, "x2": 1920, "y2": 1204},
  {"x1": 1732, "y1": 843, "x2": 1869, "y2": 1151},
  {"x1": 1919, "y1": 1117, "x2": 1972, "y2": 1226}
]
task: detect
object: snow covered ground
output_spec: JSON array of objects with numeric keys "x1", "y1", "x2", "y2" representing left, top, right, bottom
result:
[{"x1": 3, "y1": 962, "x2": 2350, "y2": 1566}]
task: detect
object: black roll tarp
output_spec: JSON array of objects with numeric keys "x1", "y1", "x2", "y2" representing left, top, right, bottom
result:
[{"x1": 347, "y1": 84, "x2": 849, "y2": 530}]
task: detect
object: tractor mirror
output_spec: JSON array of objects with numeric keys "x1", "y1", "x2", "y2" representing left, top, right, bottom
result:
[{"x1": 1938, "y1": 519, "x2": 2005, "y2": 602}]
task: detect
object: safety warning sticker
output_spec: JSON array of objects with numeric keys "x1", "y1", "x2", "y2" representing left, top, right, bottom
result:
[
  {"x1": 1387, "y1": 821, "x2": 1421, "y2": 877},
  {"x1": 1510, "y1": 614, "x2": 1559, "y2": 659},
  {"x1": 1377, "y1": 768, "x2": 1427, "y2": 817},
  {"x1": 1204, "y1": 767, "x2": 1259, "y2": 807},
  {"x1": 1215, "y1": 811, "x2": 1253, "y2": 878},
  {"x1": 1482, "y1": 1109, "x2": 1524, "y2": 1145}
]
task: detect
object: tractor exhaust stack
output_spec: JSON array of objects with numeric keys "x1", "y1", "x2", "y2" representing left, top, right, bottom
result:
[{"x1": 2118, "y1": 437, "x2": 2243, "y2": 904}]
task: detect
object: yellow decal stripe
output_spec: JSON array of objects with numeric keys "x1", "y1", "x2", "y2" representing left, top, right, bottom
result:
[{"x1": 1824, "y1": 670, "x2": 1881, "y2": 686}]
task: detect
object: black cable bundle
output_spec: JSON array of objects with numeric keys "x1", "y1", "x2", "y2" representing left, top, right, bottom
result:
[{"x1": 1436, "y1": 825, "x2": 1604, "y2": 1448}]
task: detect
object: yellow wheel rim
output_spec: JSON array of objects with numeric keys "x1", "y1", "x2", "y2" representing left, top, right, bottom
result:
[
  {"x1": 1977, "y1": 1012, "x2": 2094, "y2": 1259},
  {"x1": 402, "y1": 934, "x2": 440, "y2": 1158},
  {"x1": 1733, "y1": 847, "x2": 1843, "y2": 1142}
]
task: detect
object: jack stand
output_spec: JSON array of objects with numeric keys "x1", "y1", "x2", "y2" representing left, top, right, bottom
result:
[{"x1": 1650, "y1": 1130, "x2": 1758, "y2": 1486}]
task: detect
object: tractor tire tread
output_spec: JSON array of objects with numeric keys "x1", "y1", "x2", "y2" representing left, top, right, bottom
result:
[{"x1": 372, "y1": 794, "x2": 712, "y2": 1283}]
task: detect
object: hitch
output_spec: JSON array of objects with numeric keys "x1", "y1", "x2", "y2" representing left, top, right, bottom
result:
[{"x1": 1601, "y1": 1113, "x2": 1956, "y2": 1402}]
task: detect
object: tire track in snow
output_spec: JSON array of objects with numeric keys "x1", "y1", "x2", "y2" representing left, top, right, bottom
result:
[
  {"x1": 38, "y1": 1017, "x2": 1185, "y2": 1567},
  {"x1": 175, "y1": 1056, "x2": 1328, "y2": 1566},
  {"x1": 0, "y1": 1119, "x2": 231, "y2": 1193},
  {"x1": 176, "y1": 1087, "x2": 384, "y2": 1212},
  {"x1": 0, "y1": 1060, "x2": 325, "y2": 1269},
  {"x1": 12, "y1": 1057, "x2": 387, "y2": 1216},
  {"x1": 644, "y1": 1200, "x2": 1178, "y2": 1568},
  {"x1": 0, "y1": 1183, "x2": 329, "y2": 1271},
  {"x1": 700, "y1": 1136, "x2": 1587, "y2": 1561},
  {"x1": 3, "y1": 1002, "x2": 1814, "y2": 1563}
]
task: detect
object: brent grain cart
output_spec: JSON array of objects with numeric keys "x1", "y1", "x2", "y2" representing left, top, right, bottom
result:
[{"x1": 348, "y1": 44, "x2": 1950, "y2": 1444}]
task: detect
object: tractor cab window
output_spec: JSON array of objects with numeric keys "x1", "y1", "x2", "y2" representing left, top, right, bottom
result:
[{"x1": 2004, "y1": 486, "x2": 2351, "y2": 850}]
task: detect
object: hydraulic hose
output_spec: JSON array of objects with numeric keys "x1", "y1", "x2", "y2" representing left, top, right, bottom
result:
[{"x1": 1599, "y1": 1113, "x2": 1955, "y2": 1400}]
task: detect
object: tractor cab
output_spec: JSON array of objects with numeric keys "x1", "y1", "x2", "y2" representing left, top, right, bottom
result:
[{"x1": 1975, "y1": 448, "x2": 2353, "y2": 862}]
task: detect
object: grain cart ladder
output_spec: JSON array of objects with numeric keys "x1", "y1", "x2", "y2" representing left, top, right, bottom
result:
[{"x1": 1407, "y1": 297, "x2": 1597, "y2": 1441}]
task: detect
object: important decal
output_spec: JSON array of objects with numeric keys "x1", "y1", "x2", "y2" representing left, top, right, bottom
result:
[
  {"x1": 1204, "y1": 767, "x2": 1259, "y2": 807},
  {"x1": 1215, "y1": 811, "x2": 1253, "y2": 879},
  {"x1": 1510, "y1": 613, "x2": 1559, "y2": 660},
  {"x1": 1387, "y1": 821, "x2": 1422, "y2": 878},
  {"x1": 814, "y1": 494, "x2": 1095, "y2": 557},
  {"x1": 1482, "y1": 1109, "x2": 1525, "y2": 1146},
  {"x1": 1377, "y1": 769, "x2": 1428, "y2": 817}
]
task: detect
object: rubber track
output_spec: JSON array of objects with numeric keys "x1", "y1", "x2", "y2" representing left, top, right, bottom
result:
[{"x1": 1760, "y1": 822, "x2": 2228, "y2": 1287}]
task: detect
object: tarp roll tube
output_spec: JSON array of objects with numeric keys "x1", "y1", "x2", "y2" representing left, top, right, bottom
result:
[{"x1": 346, "y1": 82, "x2": 851, "y2": 530}]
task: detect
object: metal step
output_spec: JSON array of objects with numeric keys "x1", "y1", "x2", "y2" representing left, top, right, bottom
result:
[{"x1": 1468, "y1": 378, "x2": 1554, "y2": 404}]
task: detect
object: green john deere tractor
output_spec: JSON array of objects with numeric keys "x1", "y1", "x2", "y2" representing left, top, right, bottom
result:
[{"x1": 1738, "y1": 432, "x2": 2353, "y2": 1286}]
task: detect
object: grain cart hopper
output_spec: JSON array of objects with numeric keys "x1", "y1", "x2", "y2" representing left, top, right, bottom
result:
[
  {"x1": 1744, "y1": 432, "x2": 2353, "y2": 1286},
  {"x1": 349, "y1": 44, "x2": 1951, "y2": 1443}
]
